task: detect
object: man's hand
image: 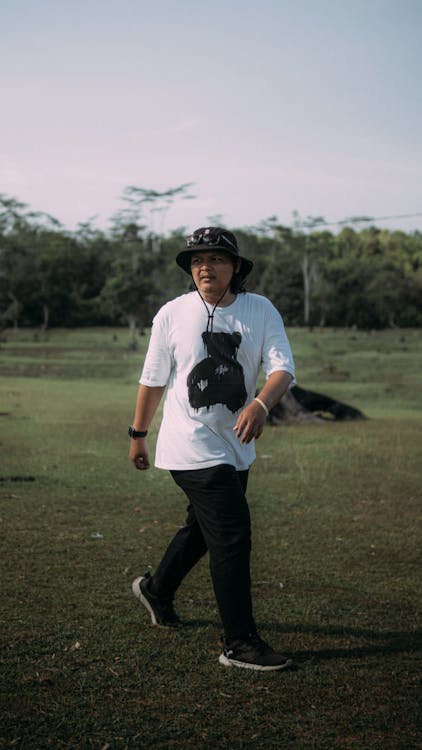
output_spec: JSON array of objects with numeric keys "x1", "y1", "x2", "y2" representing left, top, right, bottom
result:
[
  {"x1": 233, "y1": 371, "x2": 292, "y2": 444},
  {"x1": 129, "y1": 438, "x2": 150, "y2": 471},
  {"x1": 129, "y1": 385, "x2": 166, "y2": 472},
  {"x1": 233, "y1": 400, "x2": 267, "y2": 444}
]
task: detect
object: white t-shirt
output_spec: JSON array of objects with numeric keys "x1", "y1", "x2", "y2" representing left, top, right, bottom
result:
[{"x1": 140, "y1": 291, "x2": 295, "y2": 471}]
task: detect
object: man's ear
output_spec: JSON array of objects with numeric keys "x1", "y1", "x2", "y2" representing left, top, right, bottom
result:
[{"x1": 234, "y1": 258, "x2": 241, "y2": 273}]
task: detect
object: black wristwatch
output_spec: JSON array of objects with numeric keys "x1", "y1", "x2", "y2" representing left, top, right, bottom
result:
[{"x1": 128, "y1": 426, "x2": 148, "y2": 439}]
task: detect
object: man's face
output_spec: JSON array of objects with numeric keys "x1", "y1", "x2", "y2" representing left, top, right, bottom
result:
[{"x1": 190, "y1": 250, "x2": 240, "y2": 297}]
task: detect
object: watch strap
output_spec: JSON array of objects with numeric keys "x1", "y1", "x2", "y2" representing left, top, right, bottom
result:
[{"x1": 128, "y1": 426, "x2": 148, "y2": 439}]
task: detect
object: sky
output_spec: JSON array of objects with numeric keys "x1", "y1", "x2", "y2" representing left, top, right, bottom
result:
[{"x1": 1, "y1": 0, "x2": 422, "y2": 235}]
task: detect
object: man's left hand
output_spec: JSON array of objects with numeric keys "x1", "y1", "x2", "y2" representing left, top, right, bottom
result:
[{"x1": 233, "y1": 401, "x2": 267, "y2": 444}]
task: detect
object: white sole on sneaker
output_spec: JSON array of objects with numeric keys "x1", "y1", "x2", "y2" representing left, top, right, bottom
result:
[
  {"x1": 219, "y1": 653, "x2": 293, "y2": 671},
  {"x1": 132, "y1": 576, "x2": 158, "y2": 625}
]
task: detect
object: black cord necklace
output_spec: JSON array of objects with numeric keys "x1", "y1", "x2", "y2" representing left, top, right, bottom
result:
[{"x1": 194, "y1": 284, "x2": 232, "y2": 333}]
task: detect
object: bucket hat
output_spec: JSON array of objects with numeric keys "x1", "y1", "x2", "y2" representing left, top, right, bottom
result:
[{"x1": 176, "y1": 227, "x2": 254, "y2": 280}]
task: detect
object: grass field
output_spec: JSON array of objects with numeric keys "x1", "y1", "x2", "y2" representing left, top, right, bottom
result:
[{"x1": 1, "y1": 326, "x2": 421, "y2": 750}]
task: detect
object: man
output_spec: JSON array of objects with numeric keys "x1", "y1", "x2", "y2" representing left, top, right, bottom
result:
[{"x1": 129, "y1": 227, "x2": 295, "y2": 671}]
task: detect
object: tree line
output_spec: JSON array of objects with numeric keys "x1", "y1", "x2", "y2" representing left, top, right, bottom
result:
[{"x1": 1, "y1": 191, "x2": 421, "y2": 334}]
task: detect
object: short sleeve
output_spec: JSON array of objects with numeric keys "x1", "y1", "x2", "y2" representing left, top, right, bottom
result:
[
  {"x1": 139, "y1": 309, "x2": 173, "y2": 386},
  {"x1": 261, "y1": 301, "x2": 296, "y2": 384}
]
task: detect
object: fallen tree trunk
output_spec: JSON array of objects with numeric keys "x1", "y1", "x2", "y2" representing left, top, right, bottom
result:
[{"x1": 268, "y1": 385, "x2": 367, "y2": 424}]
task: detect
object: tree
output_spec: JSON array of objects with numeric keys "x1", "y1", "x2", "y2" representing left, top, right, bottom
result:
[
  {"x1": 259, "y1": 227, "x2": 304, "y2": 325},
  {"x1": 291, "y1": 214, "x2": 327, "y2": 326},
  {"x1": 100, "y1": 231, "x2": 159, "y2": 345},
  {"x1": 1, "y1": 191, "x2": 421, "y2": 330},
  {"x1": 0, "y1": 196, "x2": 42, "y2": 328},
  {"x1": 118, "y1": 183, "x2": 196, "y2": 252}
]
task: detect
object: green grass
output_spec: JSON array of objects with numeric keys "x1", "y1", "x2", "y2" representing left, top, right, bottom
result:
[{"x1": 0, "y1": 327, "x2": 421, "y2": 749}]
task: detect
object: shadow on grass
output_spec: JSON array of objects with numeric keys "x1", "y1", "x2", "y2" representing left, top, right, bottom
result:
[
  {"x1": 173, "y1": 618, "x2": 421, "y2": 663},
  {"x1": 263, "y1": 622, "x2": 422, "y2": 663}
]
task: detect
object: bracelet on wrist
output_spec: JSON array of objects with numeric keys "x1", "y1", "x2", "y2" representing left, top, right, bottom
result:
[{"x1": 254, "y1": 397, "x2": 269, "y2": 417}]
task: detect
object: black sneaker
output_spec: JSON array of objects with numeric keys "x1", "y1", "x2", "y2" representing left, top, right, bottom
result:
[
  {"x1": 219, "y1": 633, "x2": 293, "y2": 671},
  {"x1": 132, "y1": 572, "x2": 182, "y2": 627}
]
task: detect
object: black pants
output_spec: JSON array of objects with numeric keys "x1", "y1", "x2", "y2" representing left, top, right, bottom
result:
[{"x1": 150, "y1": 463, "x2": 256, "y2": 640}]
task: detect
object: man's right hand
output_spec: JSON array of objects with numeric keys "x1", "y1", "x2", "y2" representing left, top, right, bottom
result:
[{"x1": 129, "y1": 439, "x2": 150, "y2": 471}]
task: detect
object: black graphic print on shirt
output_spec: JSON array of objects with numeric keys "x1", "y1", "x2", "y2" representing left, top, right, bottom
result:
[{"x1": 187, "y1": 331, "x2": 247, "y2": 413}]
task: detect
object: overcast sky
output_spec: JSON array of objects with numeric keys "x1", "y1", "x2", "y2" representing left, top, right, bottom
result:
[{"x1": 1, "y1": 0, "x2": 421, "y2": 234}]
